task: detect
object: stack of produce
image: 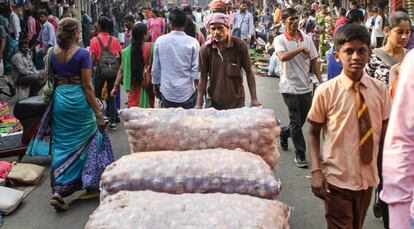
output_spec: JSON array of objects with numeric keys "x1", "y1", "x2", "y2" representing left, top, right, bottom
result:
[
  {"x1": 120, "y1": 107, "x2": 281, "y2": 168},
  {"x1": 87, "y1": 191, "x2": 290, "y2": 229},
  {"x1": 0, "y1": 103, "x2": 22, "y2": 136},
  {"x1": 88, "y1": 108, "x2": 289, "y2": 228}
]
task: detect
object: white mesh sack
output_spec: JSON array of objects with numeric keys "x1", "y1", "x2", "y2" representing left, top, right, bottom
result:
[
  {"x1": 120, "y1": 107, "x2": 281, "y2": 168},
  {"x1": 100, "y1": 149, "x2": 281, "y2": 199},
  {"x1": 86, "y1": 191, "x2": 290, "y2": 229}
]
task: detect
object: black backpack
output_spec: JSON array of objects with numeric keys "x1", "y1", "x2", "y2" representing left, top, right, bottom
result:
[{"x1": 97, "y1": 36, "x2": 119, "y2": 80}]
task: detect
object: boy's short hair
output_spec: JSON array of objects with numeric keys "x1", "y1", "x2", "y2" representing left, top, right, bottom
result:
[
  {"x1": 18, "y1": 39, "x2": 29, "y2": 49},
  {"x1": 123, "y1": 15, "x2": 135, "y2": 22},
  {"x1": 334, "y1": 24, "x2": 370, "y2": 50},
  {"x1": 38, "y1": 9, "x2": 48, "y2": 17},
  {"x1": 282, "y1": 8, "x2": 297, "y2": 20}
]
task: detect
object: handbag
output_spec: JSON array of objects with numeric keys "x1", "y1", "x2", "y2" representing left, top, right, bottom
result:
[
  {"x1": 0, "y1": 186, "x2": 24, "y2": 215},
  {"x1": 7, "y1": 162, "x2": 45, "y2": 185},
  {"x1": 142, "y1": 43, "x2": 154, "y2": 91},
  {"x1": 0, "y1": 161, "x2": 12, "y2": 179},
  {"x1": 42, "y1": 48, "x2": 55, "y2": 104},
  {"x1": 82, "y1": 131, "x2": 114, "y2": 191}
]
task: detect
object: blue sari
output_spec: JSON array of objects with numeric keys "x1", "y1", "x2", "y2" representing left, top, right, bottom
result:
[{"x1": 50, "y1": 84, "x2": 97, "y2": 197}]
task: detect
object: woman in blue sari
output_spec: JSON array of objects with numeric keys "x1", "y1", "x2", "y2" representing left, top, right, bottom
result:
[{"x1": 46, "y1": 18, "x2": 107, "y2": 211}]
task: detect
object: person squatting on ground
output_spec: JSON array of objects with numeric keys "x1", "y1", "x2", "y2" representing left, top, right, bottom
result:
[
  {"x1": 11, "y1": 39, "x2": 45, "y2": 96},
  {"x1": 307, "y1": 24, "x2": 391, "y2": 229}
]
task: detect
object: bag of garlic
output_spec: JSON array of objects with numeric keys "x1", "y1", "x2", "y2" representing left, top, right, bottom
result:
[
  {"x1": 86, "y1": 191, "x2": 290, "y2": 229},
  {"x1": 119, "y1": 107, "x2": 281, "y2": 167},
  {"x1": 100, "y1": 149, "x2": 281, "y2": 199}
]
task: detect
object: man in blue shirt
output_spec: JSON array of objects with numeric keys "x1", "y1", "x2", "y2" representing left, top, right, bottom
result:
[
  {"x1": 232, "y1": 1, "x2": 254, "y2": 46},
  {"x1": 152, "y1": 8, "x2": 200, "y2": 109},
  {"x1": 31, "y1": 10, "x2": 56, "y2": 56}
]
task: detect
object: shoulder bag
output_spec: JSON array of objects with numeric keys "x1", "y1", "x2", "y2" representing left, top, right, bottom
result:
[
  {"x1": 42, "y1": 48, "x2": 55, "y2": 104},
  {"x1": 232, "y1": 13, "x2": 247, "y2": 38}
]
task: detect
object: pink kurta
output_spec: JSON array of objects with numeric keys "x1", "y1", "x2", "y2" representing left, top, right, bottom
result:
[
  {"x1": 380, "y1": 50, "x2": 414, "y2": 229},
  {"x1": 147, "y1": 17, "x2": 165, "y2": 42}
]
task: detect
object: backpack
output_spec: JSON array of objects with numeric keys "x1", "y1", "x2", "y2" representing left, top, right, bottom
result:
[{"x1": 97, "y1": 36, "x2": 119, "y2": 80}]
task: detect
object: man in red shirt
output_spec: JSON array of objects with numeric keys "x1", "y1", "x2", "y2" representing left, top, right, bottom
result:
[
  {"x1": 89, "y1": 16, "x2": 122, "y2": 130},
  {"x1": 333, "y1": 8, "x2": 346, "y2": 35}
]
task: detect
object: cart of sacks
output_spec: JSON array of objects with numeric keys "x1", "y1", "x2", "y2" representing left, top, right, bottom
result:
[{"x1": 87, "y1": 108, "x2": 290, "y2": 228}]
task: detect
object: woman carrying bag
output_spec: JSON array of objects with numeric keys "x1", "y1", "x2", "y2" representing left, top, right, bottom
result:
[
  {"x1": 28, "y1": 18, "x2": 114, "y2": 211},
  {"x1": 111, "y1": 23, "x2": 155, "y2": 108}
]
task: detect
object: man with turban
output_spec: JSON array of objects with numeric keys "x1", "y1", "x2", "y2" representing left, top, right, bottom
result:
[
  {"x1": 209, "y1": 0, "x2": 232, "y2": 13},
  {"x1": 195, "y1": 13, "x2": 261, "y2": 110}
]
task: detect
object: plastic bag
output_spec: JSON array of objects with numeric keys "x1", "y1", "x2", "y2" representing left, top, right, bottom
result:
[
  {"x1": 0, "y1": 161, "x2": 12, "y2": 179},
  {"x1": 82, "y1": 131, "x2": 114, "y2": 191}
]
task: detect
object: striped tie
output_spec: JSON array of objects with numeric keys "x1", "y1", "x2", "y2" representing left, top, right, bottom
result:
[{"x1": 354, "y1": 83, "x2": 374, "y2": 164}]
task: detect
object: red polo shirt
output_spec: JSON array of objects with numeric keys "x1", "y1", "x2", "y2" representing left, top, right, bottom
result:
[{"x1": 89, "y1": 32, "x2": 122, "y2": 61}]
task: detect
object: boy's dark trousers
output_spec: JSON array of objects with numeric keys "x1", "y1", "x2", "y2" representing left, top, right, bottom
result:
[
  {"x1": 281, "y1": 92, "x2": 312, "y2": 158},
  {"x1": 324, "y1": 184, "x2": 373, "y2": 229}
]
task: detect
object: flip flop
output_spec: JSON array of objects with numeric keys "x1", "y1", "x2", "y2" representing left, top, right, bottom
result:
[
  {"x1": 76, "y1": 190, "x2": 100, "y2": 200},
  {"x1": 49, "y1": 196, "x2": 69, "y2": 212}
]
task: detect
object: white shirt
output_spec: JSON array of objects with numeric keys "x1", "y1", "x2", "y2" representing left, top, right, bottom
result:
[
  {"x1": 152, "y1": 31, "x2": 200, "y2": 103},
  {"x1": 373, "y1": 15, "x2": 384, "y2": 38},
  {"x1": 274, "y1": 31, "x2": 318, "y2": 94},
  {"x1": 8, "y1": 12, "x2": 21, "y2": 40},
  {"x1": 194, "y1": 12, "x2": 204, "y2": 29}
]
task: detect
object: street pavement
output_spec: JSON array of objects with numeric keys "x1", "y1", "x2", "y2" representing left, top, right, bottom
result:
[{"x1": 2, "y1": 76, "x2": 384, "y2": 228}]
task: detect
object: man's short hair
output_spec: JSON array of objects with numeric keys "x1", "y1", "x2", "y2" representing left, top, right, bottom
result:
[
  {"x1": 123, "y1": 15, "x2": 135, "y2": 22},
  {"x1": 334, "y1": 24, "x2": 370, "y2": 50},
  {"x1": 18, "y1": 39, "x2": 29, "y2": 49},
  {"x1": 282, "y1": 8, "x2": 297, "y2": 20},
  {"x1": 169, "y1": 8, "x2": 187, "y2": 28},
  {"x1": 183, "y1": 6, "x2": 192, "y2": 14},
  {"x1": 350, "y1": 0, "x2": 358, "y2": 6},
  {"x1": 38, "y1": 9, "x2": 48, "y2": 17}
]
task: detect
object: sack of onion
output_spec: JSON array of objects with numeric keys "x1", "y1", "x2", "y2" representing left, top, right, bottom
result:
[
  {"x1": 120, "y1": 107, "x2": 281, "y2": 168},
  {"x1": 100, "y1": 149, "x2": 281, "y2": 199},
  {"x1": 86, "y1": 191, "x2": 290, "y2": 229}
]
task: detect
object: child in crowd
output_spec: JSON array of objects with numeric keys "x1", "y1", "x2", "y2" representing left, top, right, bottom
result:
[{"x1": 307, "y1": 24, "x2": 392, "y2": 228}]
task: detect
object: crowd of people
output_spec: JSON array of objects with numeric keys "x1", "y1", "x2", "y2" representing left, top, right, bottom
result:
[{"x1": 0, "y1": 0, "x2": 413, "y2": 228}]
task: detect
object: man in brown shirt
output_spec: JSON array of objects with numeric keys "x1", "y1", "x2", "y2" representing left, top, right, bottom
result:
[{"x1": 195, "y1": 13, "x2": 261, "y2": 110}]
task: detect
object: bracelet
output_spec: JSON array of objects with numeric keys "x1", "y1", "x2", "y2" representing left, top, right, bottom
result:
[
  {"x1": 95, "y1": 111, "x2": 104, "y2": 119},
  {"x1": 310, "y1": 168, "x2": 322, "y2": 174}
]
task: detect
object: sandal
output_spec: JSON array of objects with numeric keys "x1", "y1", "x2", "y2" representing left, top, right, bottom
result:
[
  {"x1": 49, "y1": 195, "x2": 69, "y2": 212},
  {"x1": 76, "y1": 190, "x2": 100, "y2": 200}
]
